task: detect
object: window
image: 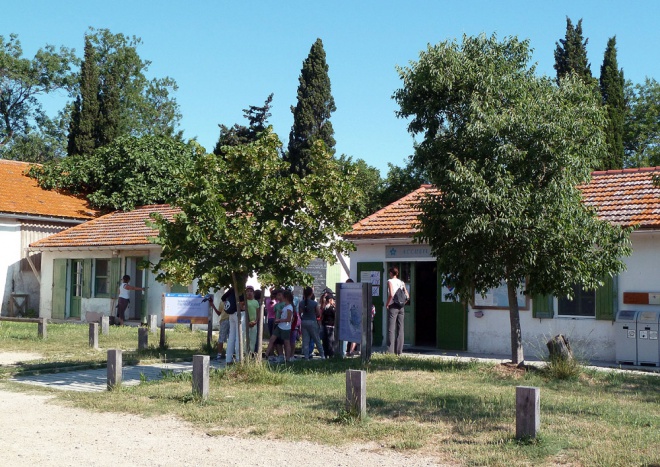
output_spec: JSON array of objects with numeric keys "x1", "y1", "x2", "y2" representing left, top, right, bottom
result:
[
  {"x1": 94, "y1": 259, "x2": 110, "y2": 297},
  {"x1": 557, "y1": 284, "x2": 595, "y2": 317}
]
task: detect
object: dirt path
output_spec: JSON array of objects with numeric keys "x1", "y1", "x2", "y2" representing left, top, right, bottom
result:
[{"x1": 0, "y1": 388, "x2": 444, "y2": 466}]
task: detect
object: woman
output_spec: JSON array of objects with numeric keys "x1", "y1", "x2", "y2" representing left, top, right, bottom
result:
[
  {"x1": 116, "y1": 275, "x2": 145, "y2": 326},
  {"x1": 299, "y1": 286, "x2": 325, "y2": 360},
  {"x1": 320, "y1": 292, "x2": 336, "y2": 358},
  {"x1": 386, "y1": 266, "x2": 408, "y2": 355}
]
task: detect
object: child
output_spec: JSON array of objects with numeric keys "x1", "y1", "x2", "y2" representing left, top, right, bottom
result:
[{"x1": 265, "y1": 290, "x2": 293, "y2": 362}]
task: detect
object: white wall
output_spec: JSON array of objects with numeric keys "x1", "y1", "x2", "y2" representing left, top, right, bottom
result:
[{"x1": 0, "y1": 221, "x2": 21, "y2": 316}]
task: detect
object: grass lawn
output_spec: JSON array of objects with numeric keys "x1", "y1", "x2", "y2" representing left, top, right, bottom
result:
[{"x1": 1, "y1": 321, "x2": 659, "y2": 466}]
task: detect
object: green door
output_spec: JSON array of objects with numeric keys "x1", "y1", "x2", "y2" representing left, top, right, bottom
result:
[
  {"x1": 140, "y1": 256, "x2": 149, "y2": 324},
  {"x1": 69, "y1": 259, "x2": 83, "y2": 319},
  {"x1": 436, "y1": 267, "x2": 467, "y2": 350},
  {"x1": 356, "y1": 261, "x2": 384, "y2": 346},
  {"x1": 52, "y1": 259, "x2": 68, "y2": 319}
]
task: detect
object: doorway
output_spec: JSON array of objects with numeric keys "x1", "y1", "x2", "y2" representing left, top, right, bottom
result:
[
  {"x1": 124, "y1": 257, "x2": 147, "y2": 323},
  {"x1": 414, "y1": 261, "x2": 437, "y2": 346},
  {"x1": 69, "y1": 259, "x2": 83, "y2": 319}
]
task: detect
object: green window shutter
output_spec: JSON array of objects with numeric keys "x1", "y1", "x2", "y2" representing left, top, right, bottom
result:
[
  {"x1": 82, "y1": 258, "x2": 92, "y2": 299},
  {"x1": 109, "y1": 257, "x2": 121, "y2": 299},
  {"x1": 595, "y1": 275, "x2": 617, "y2": 321},
  {"x1": 51, "y1": 259, "x2": 68, "y2": 319},
  {"x1": 532, "y1": 294, "x2": 554, "y2": 319}
]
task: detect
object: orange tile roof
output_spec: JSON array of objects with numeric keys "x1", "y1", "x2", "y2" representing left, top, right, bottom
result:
[
  {"x1": 30, "y1": 204, "x2": 180, "y2": 249},
  {"x1": 347, "y1": 168, "x2": 660, "y2": 239},
  {"x1": 0, "y1": 160, "x2": 96, "y2": 220}
]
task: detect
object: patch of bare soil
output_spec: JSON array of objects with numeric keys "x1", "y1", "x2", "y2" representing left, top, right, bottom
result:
[{"x1": 0, "y1": 351, "x2": 42, "y2": 365}]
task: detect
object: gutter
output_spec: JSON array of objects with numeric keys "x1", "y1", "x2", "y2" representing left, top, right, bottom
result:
[{"x1": 0, "y1": 212, "x2": 91, "y2": 225}]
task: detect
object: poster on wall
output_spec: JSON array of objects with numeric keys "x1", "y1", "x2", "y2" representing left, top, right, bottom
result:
[
  {"x1": 163, "y1": 293, "x2": 210, "y2": 324},
  {"x1": 472, "y1": 281, "x2": 527, "y2": 309}
]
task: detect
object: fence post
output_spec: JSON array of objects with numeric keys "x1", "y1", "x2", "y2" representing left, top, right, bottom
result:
[
  {"x1": 89, "y1": 322, "x2": 99, "y2": 349},
  {"x1": 516, "y1": 386, "x2": 540, "y2": 439},
  {"x1": 38, "y1": 317, "x2": 47, "y2": 339},
  {"x1": 107, "y1": 349, "x2": 122, "y2": 390},
  {"x1": 160, "y1": 319, "x2": 166, "y2": 349},
  {"x1": 101, "y1": 316, "x2": 110, "y2": 335},
  {"x1": 192, "y1": 354, "x2": 210, "y2": 400},
  {"x1": 345, "y1": 369, "x2": 367, "y2": 419},
  {"x1": 149, "y1": 315, "x2": 158, "y2": 333},
  {"x1": 138, "y1": 327, "x2": 149, "y2": 350}
]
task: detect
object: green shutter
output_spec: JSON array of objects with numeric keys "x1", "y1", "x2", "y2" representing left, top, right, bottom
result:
[
  {"x1": 52, "y1": 259, "x2": 67, "y2": 319},
  {"x1": 109, "y1": 257, "x2": 121, "y2": 299},
  {"x1": 357, "y1": 261, "x2": 385, "y2": 346},
  {"x1": 595, "y1": 275, "x2": 617, "y2": 321},
  {"x1": 82, "y1": 258, "x2": 92, "y2": 299},
  {"x1": 532, "y1": 294, "x2": 554, "y2": 319}
]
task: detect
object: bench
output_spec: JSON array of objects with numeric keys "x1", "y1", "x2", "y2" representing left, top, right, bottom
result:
[{"x1": 0, "y1": 316, "x2": 48, "y2": 338}]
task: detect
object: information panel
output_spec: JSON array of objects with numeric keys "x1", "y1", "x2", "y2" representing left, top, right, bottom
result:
[{"x1": 162, "y1": 293, "x2": 210, "y2": 324}]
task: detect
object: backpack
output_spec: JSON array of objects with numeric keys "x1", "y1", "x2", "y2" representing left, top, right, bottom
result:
[{"x1": 392, "y1": 283, "x2": 408, "y2": 307}]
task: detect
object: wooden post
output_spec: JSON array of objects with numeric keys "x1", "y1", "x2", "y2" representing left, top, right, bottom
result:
[
  {"x1": 37, "y1": 317, "x2": 47, "y2": 339},
  {"x1": 149, "y1": 315, "x2": 157, "y2": 333},
  {"x1": 516, "y1": 386, "x2": 540, "y2": 439},
  {"x1": 192, "y1": 354, "x2": 210, "y2": 400},
  {"x1": 101, "y1": 316, "x2": 110, "y2": 335},
  {"x1": 345, "y1": 369, "x2": 367, "y2": 418},
  {"x1": 89, "y1": 323, "x2": 99, "y2": 349},
  {"x1": 138, "y1": 327, "x2": 149, "y2": 350},
  {"x1": 107, "y1": 349, "x2": 122, "y2": 390},
  {"x1": 206, "y1": 305, "x2": 213, "y2": 349},
  {"x1": 160, "y1": 319, "x2": 166, "y2": 349}
]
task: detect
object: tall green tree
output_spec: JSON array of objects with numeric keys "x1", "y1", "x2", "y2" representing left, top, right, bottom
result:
[
  {"x1": 380, "y1": 158, "x2": 427, "y2": 208},
  {"x1": 599, "y1": 36, "x2": 626, "y2": 170},
  {"x1": 286, "y1": 38, "x2": 336, "y2": 176},
  {"x1": 336, "y1": 154, "x2": 383, "y2": 218},
  {"x1": 68, "y1": 36, "x2": 99, "y2": 156},
  {"x1": 624, "y1": 78, "x2": 660, "y2": 167},
  {"x1": 554, "y1": 17, "x2": 596, "y2": 87},
  {"x1": 0, "y1": 33, "x2": 76, "y2": 160},
  {"x1": 213, "y1": 94, "x2": 273, "y2": 157},
  {"x1": 395, "y1": 34, "x2": 632, "y2": 364}
]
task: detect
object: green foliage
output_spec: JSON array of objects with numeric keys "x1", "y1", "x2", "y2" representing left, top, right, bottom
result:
[
  {"x1": 0, "y1": 33, "x2": 77, "y2": 160},
  {"x1": 543, "y1": 355, "x2": 582, "y2": 380},
  {"x1": 380, "y1": 159, "x2": 427, "y2": 208},
  {"x1": 29, "y1": 135, "x2": 200, "y2": 212},
  {"x1": 286, "y1": 38, "x2": 336, "y2": 176},
  {"x1": 68, "y1": 36, "x2": 99, "y2": 156},
  {"x1": 213, "y1": 94, "x2": 273, "y2": 157},
  {"x1": 150, "y1": 127, "x2": 360, "y2": 295},
  {"x1": 394, "y1": 34, "x2": 632, "y2": 363},
  {"x1": 336, "y1": 154, "x2": 384, "y2": 218},
  {"x1": 599, "y1": 37, "x2": 625, "y2": 170},
  {"x1": 554, "y1": 17, "x2": 596, "y2": 88},
  {"x1": 624, "y1": 78, "x2": 660, "y2": 167}
]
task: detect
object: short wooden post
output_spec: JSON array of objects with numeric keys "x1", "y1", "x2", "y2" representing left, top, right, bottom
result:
[
  {"x1": 89, "y1": 322, "x2": 99, "y2": 349},
  {"x1": 37, "y1": 317, "x2": 47, "y2": 339},
  {"x1": 107, "y1": 349, "x2": 122, "y2": 390},
  {"x1": 149, "y1": 315, "x2": 157, "y2": 333},
  {"x1": 345, "y1": 369, "x2": 367, "y2": 418},
  {"x1": 159, "y1": 320, "x2": 166, "y2": 349},
  {"x1": 516, "y1": 386, "x2": 540, "y2": 439},
  {"x1": 101, "y1": 316, "x2": 110, "y2": 335},
  {"x1": 138, "y1": 327, "x2": 149, "y2": 350},
  {"x1": 192, "y1": 354, "x2": 210, "y2": 400}
]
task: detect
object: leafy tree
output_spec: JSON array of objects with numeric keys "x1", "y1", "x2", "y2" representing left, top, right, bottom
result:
[
  {"x1": 336, "y1": 154, "x2": 383, "y2": 218},
  {"x1": 213, "y1": 94, "x2": 273, "y2": 157},
  {"x1": 68, "y1": 36, "x2": 99, "y2": 156},
  {"x1": 624, "y1": 78, "x2": 660, "y2": 167},
  {"x1": 395, "y1": 34, "x2": 632, "y2": 364},
  {"x1": 380, "y1": 158, "x2": 427, "y2": 208},
  {"x1": 0, "y1": 33, "x2": 76, "y2": 160},
  {"x1": 286, "y1": 38, "x2": 336, "y2": 176},
  {"x1": 149, "y1": 128, "x2": 361, "y2": 361},
  {"x1": 554, "y1": 17, "x2": 596, "y2": 88},
  {"x1": 599, "y1": 36, "x2": 626, "y2": 170},
  {"x1": 30, "y1": 135, "x2": 200, "y2": 212}
]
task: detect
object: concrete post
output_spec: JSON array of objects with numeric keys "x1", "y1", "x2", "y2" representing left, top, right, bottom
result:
[
  {"x1": 138, "y1": 327, "x2": 149, "y2": 350},
  {"x1": 345, "y1": 369, "x2": 367, "y2": 418},
  {"x1": 192, "y1": 354, "x2": 210, "y2": 400},
  {"x1": 101, "y1": 316, "x2": 110, "y2": 335},
  {"x1": 516, "y1": 386, "x2": 540, "y2": 439},
  {"x1": 37, "y1": 317, "x2": 47, "y2": 339},
  {"x1": 149, "y1": 315, "x2": 158, "y2": 333},
  {"x1": 107, "y1": 349, "x2": 122, "y2": 389},
  {"x1": 89, "y1": 322, "x2": 99, "y2": 349}
]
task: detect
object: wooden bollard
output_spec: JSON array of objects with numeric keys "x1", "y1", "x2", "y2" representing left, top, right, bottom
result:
[
  {"x1": 89, "y1": 322, "x2": 99, "y2": 349},
  {"x1": 101, "y1": 316, "x2": 110, "y2": 335},
  {"x1": 138, "y1": 327, "x2": 149, "y2": 350},
  {"x1": 516, "y1": 386, "x2": 540, "y2": 439},
  {"x1": 107, "y1": 349, "x2": 122, "y2": 390},
  {"x1": 160, "y1": 320, "x2": 166, "y2": 349},
  {"x1": 192, "y1": 355, "x2": 210, "y2": 400},
  {"x1": 149, "y1": 315, "x2": 158, "y2": 333},
  {"x1": 38, "y1": 317, "x2": 47, "y2": 339},
  {"x1": 345, "y1": 369, "x2": 367, "y2": 418}
]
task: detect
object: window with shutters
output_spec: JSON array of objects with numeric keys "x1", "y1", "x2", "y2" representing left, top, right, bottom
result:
[
  {"x1": 557, "y1": 284, "x2": 596, "y2": 317},
  {"x1": 94, "y1": 259, "x2": 111, "y2": 297}
]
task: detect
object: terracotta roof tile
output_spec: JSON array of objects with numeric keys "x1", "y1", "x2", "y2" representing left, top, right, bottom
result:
[
  {"x1": 30, "y1": 204, "x2": 180, "y2": 249},
  {"x1": 0, "y1": 160, "x2": 96, "y2": 220},
  {"x1": 347, "y1": 168, "x2": 660, "y2": 239}
]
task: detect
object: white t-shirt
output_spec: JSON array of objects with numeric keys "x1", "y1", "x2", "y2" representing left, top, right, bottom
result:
[
  {"x1": 388, "y1": 278, "x2": 406, "y2": 306},
  {"x1": 119, "y1": 283, "x2": 130, "y2": 300},
  {"x1": 278, "y1": 304, "x2": 293, "y2": 331}
]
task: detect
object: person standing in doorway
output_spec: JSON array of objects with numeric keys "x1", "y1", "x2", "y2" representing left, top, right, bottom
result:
[
  {"x1": 386, "y1": 266, "x2": 408, "y2": 355},
  {"x1": 117, "y1": 275, "x2": 145, "y2": 326}
]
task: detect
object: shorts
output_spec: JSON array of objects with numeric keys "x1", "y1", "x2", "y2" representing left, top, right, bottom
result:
[
  {"x1": 273, "y1": 327, "x2": 290, "y2": 341},
  {"x1": 218, "y1": 319, "x2": 230, "y2": 343}
]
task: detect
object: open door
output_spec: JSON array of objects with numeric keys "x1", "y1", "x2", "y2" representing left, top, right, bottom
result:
[{"x1": 356, "y1": 262, "x2": 384, "y2": 346}]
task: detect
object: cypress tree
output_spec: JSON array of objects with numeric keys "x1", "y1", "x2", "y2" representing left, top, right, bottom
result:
[
  {"x1": 600, "y1": 36, "x2": 625, "y2": 170},
  {"x1": 286, "y1": 38, "x2": 336, "y2": 176},
  {"x1": 67, "y1": 36, "x2": 100, "y2": 156},
  {"x1": 98, "y1": 68, "x2": 121, "y2": 147},
  {"x1": 554, "y1": 17, "x2": 595, "y2": 87}
]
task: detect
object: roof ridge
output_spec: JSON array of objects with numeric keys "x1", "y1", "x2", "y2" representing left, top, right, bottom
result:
[
  {"x1": 350, "y1": 184, "x2": 432, "y2": 229},
  {"x1": 592, "y1": 166, "x2": 660, "y2": 176}
]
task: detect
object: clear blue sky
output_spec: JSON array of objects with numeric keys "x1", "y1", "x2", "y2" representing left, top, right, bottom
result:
[{"x1": 3, "y1": 1, "x2": 659, "y2": 175}]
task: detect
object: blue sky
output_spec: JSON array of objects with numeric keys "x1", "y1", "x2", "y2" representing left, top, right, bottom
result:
[{"x1": 3, "y1": 1, "x2": 659, "y2": 175}]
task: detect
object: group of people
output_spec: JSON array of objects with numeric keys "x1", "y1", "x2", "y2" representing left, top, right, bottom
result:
[{"x1": 209, "y1": 266, "x2": 409, "y2": 364}]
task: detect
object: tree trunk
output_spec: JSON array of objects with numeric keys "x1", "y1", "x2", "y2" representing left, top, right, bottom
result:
[
  {"x1": 231, "y1": 272, "x2": 244, "y2": 363},
  {"x1": 256, "y1": 287, "x2": 266, "y2": 362},
  {"x1": 507, "y1": 281, "x2": 524, "y2": 365}
]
